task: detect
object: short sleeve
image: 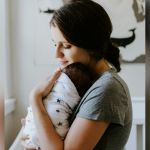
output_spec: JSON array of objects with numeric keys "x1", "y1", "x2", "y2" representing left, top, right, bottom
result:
[{"x1": 77, "y1": 78, "x2": 129, "y2": 126}]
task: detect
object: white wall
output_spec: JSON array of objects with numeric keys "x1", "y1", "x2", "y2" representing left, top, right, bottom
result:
[
  {"x1": 120, "y1": 64, "x2": 145, "y2": 97},
  {"x1": 4, "y1": 0, "x2": 54, "y2": 149},
  {"x1": 5, "y1": 0, "x2": 145, "y2": 149}
]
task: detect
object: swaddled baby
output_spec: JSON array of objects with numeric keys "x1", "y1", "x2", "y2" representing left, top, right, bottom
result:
[{"x1": 22, "y1": 62, "x2": 94, "y2": 149}]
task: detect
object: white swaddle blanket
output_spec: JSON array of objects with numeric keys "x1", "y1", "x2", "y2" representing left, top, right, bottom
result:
[{"x1": 23, "y1": 73, "x2": 80, "y2": 149}]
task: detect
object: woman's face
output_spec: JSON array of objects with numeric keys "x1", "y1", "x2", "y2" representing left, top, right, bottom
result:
[{"x1": 50, "y1": 25, "x2": 91, "y2": 68}]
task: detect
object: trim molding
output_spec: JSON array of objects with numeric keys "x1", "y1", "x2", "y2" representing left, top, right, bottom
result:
[{"x1": 132, "y1": 97, "x2": 145, "y2": 102}]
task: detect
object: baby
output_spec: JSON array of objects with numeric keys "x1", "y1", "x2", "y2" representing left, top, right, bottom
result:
[{"x1": 22, "y1": 62, "x2": 94, "y2": 149}]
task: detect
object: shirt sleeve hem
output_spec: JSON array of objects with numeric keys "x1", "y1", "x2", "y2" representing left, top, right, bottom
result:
[{"x1": 77, "y1": 113, "x2": 125, "y2": 126}]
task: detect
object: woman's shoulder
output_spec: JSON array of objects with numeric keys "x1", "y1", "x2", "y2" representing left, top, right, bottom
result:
[
  {"x1": 80, "y1": 69, "x2": 131, "y2": 110},
  {"x1": 70, "y1": 69, "x2": 132, "y2": 125},
  {"x1": 90, "y1": 69, "x2": 129, "y2": 94}
]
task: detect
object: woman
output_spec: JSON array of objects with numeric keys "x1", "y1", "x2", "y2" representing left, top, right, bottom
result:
[{"x1": 22, "y1": 0, "x2": 132, "y2": 149}]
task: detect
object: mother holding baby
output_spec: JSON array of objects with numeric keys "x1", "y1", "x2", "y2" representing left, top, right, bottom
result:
[{"x1": 21, "y1": 0, "x2": 132, "y2": 150}]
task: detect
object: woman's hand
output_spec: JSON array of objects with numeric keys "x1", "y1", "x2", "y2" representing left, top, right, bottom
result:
[
  {"x1": 21, "y1": 69, "x2": 61, "y2": 150},
  {"x1": 29, "y1": 69, "x2": 61, "y2": 103}
]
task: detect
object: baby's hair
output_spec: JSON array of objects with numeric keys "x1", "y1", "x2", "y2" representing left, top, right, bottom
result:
[{"x1": 62, "y1": 62, "x2": 94, "y2": 97}]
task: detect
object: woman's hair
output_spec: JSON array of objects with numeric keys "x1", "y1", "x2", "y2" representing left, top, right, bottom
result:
[{"x1": 50, "y1": 0, "x2": 121, "y2": 72}]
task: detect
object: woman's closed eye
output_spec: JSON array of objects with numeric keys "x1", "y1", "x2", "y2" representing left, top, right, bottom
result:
[
  {"x1": 63, "y1": 44, "x2": 71, "y2": 49},
  {"x1": 52, "y1": 40, "x2": 71, "y2": 49}
]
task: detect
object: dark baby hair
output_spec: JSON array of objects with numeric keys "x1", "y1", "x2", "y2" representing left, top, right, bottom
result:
[
  {"x1": 62, "y1": 62, "x2": 94, "y2": 97},
  {"x1": 50, "y1": 0, "x2": 121, "y2": 72}
]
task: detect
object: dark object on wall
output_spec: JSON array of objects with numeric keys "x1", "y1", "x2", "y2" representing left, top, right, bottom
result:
[
  {"x1": 111, "y1": 28, "x2": 136, "y2": 48},
  {"x1": 132, "y1": 0, "x2": 145, "y2": 22},
  {"x1": 122, "y1": 54, "x2": 145, "y2": 63},
  {"x1": 39, "y1": 8, "x2": 55, "y2": 14},
  {"x1": 63, "y1": 0, "x2": 71, "y2": 4}
]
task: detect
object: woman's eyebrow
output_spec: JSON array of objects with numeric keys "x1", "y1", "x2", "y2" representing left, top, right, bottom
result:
[
  {"x1": 61, "y1": 41, "x2": 70, "y2": 44},
  {"x1": 51, "y1": 39, "x2": 70, "y2": 45}
]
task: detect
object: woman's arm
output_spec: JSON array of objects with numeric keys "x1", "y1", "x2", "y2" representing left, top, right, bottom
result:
[
  {"x1": 64, "y1": 118, "x2": 109, "y2": 150},
  {"x1": 22, "y1": 69, "x2": 109, "y2": 150},
  {"x1": 31, "y1": 95, "x2": 109, "y2": 150},
  {"x1": 28, "y1": 69, "x2": 64, "y2": 150},
  {"x1": 30, "y1": 94, "x2": 64, "y2": 150}
]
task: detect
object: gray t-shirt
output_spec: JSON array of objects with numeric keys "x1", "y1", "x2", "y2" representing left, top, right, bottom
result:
[{"x1": 70, "y1": 68, "x2": 132, "y2": 150}]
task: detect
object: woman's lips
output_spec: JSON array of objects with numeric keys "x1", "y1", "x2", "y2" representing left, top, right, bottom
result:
[{"x1": 59, "y1": 61, "x2": 68, "y2": 65}]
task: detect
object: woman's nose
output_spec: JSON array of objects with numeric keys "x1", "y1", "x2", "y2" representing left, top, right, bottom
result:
[{"x1": 55, "y1": 46, "x2": 64, "y2": 58}]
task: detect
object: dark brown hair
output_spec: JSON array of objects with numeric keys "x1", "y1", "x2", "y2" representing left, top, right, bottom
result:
[
  {"x1": 50, "y1": 0, "x2": 121, "y2": 72},
  {"x1": 62, "y1": 62, "x2": 94, "y2": 97}
]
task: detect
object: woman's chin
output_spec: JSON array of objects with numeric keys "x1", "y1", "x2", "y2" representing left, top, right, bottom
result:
[
  {"x1": 58, "y1": 61, "x2": 76, "y2": 69},
  {"x1": 59, "y1": 63, "x2": 69, "y2": 69},
  {"x1": 59, "y1": 62, "x2": 73, "y2": 68}
]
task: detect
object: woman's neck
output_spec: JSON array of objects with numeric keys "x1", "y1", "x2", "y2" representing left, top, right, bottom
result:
[{"x1": 90, "y1": 59, "x2": 110, "y2": 75}]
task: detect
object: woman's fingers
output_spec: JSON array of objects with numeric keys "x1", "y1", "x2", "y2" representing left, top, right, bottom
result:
[
  {"x1": 48, "y1": 68, "x2": 61, "y2": 82},
  {"x1": 30, "y1": 68, "x2": 62, "y2": 99},
  {"x1": 44, "y1": 69, "x2": 62, "y2": 95}
]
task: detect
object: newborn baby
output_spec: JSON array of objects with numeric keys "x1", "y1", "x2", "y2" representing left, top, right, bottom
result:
[{"x1": 22, "y1": 62, "x2": 94, "y2": 149}]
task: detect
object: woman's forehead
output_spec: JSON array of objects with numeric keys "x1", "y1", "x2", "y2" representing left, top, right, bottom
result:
[{"x1": 50, "y1": 26, "x2": 68, "y2": 43}]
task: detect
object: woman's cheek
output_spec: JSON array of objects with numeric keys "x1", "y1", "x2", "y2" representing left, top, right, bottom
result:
[{"x1": 64, "y1": 50, "x2": 74, "y2": 60}]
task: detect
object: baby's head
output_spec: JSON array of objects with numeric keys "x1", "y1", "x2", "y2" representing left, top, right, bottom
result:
[{"x1": 62, "y1": 62, "x2": 94, "y2": 97}]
